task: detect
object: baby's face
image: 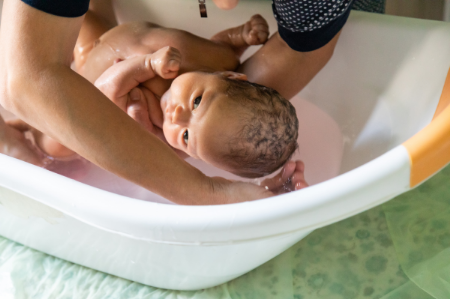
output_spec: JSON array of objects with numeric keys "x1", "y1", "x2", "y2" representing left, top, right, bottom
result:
[{"x1": 160, "y1": 72, "x2": 240, "y2": 169}]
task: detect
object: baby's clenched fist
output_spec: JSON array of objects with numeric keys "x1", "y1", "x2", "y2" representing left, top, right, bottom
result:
[{"x1": 151, "y1": 46, "x2": 182, "y2": 79}]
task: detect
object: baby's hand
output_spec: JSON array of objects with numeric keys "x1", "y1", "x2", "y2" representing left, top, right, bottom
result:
[
  {"x1": 151, "y1": 46, "x2": 182, "y2": 79},
  {"x1": 205, "y1": 161, "x2": 307, "y2": 204},
  {"x1": 242, "y1": 14, "x2": 269, "y2": 46},
  {"x1": 126, "y1": 87, "x2": 166, "y2": 142},
  {"x1": 260, "y1": 160, "x2": 309, "y2": 194}
]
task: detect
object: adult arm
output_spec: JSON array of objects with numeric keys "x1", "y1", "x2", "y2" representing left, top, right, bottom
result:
[
  {"x1": 234, "y1": 0, "x2": 348, "y2": 99},
  {"x1": 0, "y1": 0, "x2": 271, "y2": 205},
  {"x1": 238, "y1": 31, "x2": 341, "y2": 100}
]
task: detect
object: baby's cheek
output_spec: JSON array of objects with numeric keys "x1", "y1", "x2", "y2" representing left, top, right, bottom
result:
[{"x1": 162, "y1": 123, "x2": 181, "y2": 150}]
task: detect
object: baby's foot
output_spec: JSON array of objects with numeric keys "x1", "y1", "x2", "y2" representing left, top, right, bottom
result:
[{"x1": 241, "y1": 14, "x2": 269, "y2": 46}]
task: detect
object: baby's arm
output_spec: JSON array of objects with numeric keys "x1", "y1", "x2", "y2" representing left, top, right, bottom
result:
[
  {"x1": 95, "y1": 46, "x2": 187, "y2": 156},
  {"x1": 95, "y1": 46, "x2": 181, "y2": 112},
  {"x1": 5, "y1": 47, "x2": 181, "y2": 160},
  {"x1": 6, "y1": 46, "x2": 181, "y2": 160}
]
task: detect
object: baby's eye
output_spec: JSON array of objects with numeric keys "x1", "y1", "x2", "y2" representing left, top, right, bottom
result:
[
  {"x1": 183, "y1": 130, "x2": 189, "y2": 145},
  {"x1": 193, "y1": 96, "x2": 202, "y2": 109}
]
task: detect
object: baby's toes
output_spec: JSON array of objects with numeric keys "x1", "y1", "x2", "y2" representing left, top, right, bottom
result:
[
  {"x1": 250, "y1": 14, "x2": 269, "y2": 29},
  {"x1": 245, "y1": 29, "x2": 267, "y2": 45},
  {"x1": 243, "y1": 30, "x2": 257, "y2": 46},
  {"x1": 247, "y1": 23, "x2": 268, "y2": 44},
  {"x1": 251, "y1": 15, "x2": 269, "y2": 39},
  {"x1": 254, "y1": 27, "x2": 269, "y2": 44}
]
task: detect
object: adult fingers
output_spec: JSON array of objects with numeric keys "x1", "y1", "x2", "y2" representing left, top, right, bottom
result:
[{"x1": 260, "y1": 160, "x2": 296, "y2": 191}]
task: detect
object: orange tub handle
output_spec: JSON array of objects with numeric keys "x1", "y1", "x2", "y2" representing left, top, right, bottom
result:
[{"x1": 403, "y1": 68, "x2": 450, "y2": 187}]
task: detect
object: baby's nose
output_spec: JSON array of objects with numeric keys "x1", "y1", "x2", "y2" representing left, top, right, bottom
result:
[{"x1": 172, "y1": 105, "x2": 190, "y2": 125}]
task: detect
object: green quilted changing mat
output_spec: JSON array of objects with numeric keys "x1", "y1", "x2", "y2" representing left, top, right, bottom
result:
[{"x1": 1, "y1": 164, "x2": 449, "y2": 298}]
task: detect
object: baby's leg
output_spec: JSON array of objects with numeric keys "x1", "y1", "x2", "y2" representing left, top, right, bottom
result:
[
  {"x1": 6, "y1": 119, "x2": 76, "y2": 159},
  {"x1": 210, "y1": 14, "x2": 269, "y2": 58}
]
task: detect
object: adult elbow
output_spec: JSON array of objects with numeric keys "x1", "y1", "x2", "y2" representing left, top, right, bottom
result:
[
  {"x1": 0, "y1": 69, "x2": 16, "y2": 112},
  {"x1": 0, "y1": 67, "x2": 35, "y2": 116}
]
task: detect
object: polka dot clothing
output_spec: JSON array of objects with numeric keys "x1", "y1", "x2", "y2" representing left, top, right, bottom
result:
[
  {"x1": 273, "y1": 0, "x2": 385, "y2": 52},
  {"x1": 273, "y1": 0, "x2": 352, "y2": 33}
]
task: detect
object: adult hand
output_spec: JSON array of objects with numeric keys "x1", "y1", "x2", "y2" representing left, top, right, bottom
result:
[
  {"x1": 206, "y1": 176, "x2": 273, "y2": 205},
  {"x1": 0, "y1": 120, "x2": 44, "y2": 166},
  {"x1": 206, "y1": 160, "x2": 308, "y2": 205},
  {"x1": 212, "y1": 0, "x2": 240, "y2": 10},
  {"x1": 260, "y1": 160, "x2": 308, "y2": 194}
]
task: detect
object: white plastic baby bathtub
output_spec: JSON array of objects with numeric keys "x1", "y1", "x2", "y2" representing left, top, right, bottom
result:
[{"x1": 1, "y1": 0, "x2": 450, "y2": 291}]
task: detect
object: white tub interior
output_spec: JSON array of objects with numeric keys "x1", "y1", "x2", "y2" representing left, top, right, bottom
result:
[
  {"x1": 2, "y1": 0, "x2": 450, "y2": 206},
  {"x1": 2, "y1": 1, "x2": 450, "y2": 290}
]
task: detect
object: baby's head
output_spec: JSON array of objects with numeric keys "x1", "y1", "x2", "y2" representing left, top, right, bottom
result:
[{"x1": 161, "y1": 71, "x2": 299, "y2": 178}]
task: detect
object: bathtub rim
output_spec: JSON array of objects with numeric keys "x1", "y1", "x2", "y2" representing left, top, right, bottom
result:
[{"x1": 0, "y1": 144, "x2": 412, "y2": 244}]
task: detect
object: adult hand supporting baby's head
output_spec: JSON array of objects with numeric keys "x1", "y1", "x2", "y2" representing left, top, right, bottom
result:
[
  {"x1": 207, "y1": 176, "x2": 274, "y2": 204},
  {"x1": 260, "y1": 160, "x2": 309, "y2": 194},
  {"x1": 212, "y1": 0, "x2": 240, "y2": 10},
  {"x1": 206, "y1": 160, "x2": 308, "y2": 205}
]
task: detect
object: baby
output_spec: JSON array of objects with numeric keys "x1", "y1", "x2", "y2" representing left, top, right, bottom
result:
[{"x1": 31, "y1": 9, "x2": 300, "y2": 178}]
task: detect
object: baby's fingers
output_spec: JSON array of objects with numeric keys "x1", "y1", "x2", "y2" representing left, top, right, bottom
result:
[
  {"x1": 127, "y1": 88, "x2": 154, "y2": 133},
  {"x1": 163, "y1": 59, "x2": 181, "y2": 79}
]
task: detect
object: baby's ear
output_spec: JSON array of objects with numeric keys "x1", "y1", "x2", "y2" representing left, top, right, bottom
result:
[{"x1": 217, "y1": 71, "x2": 248, "y2": 81}]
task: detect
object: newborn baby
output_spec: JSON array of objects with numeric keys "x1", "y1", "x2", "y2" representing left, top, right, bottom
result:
[{"x1": 33, "y1": 11, "x2": 300, "y2": 178}]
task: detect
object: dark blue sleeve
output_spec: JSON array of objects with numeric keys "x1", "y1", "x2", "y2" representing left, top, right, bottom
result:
[
  {"x1": 21, "y1": 0, "x2": 90, "y2": 18},
  {"x1": 275, "y1": 3, "x2": 352, "y2": 52}
]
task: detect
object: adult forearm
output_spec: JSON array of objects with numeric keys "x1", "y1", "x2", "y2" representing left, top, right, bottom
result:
[
  {"x1": 13, "y1": 63, "x2": 215, "y2": 202},
  {"x1": 238, "y1": 32, "x2": 340, "y2": 99},
  {"x1": 0, "y1": 0, "x2": 213, "y2": 204}
]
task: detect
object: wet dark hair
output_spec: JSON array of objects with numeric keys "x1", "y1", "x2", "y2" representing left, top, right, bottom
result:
[{"x1": 221, "y1": 78, "x2": 299, "y2": 178}]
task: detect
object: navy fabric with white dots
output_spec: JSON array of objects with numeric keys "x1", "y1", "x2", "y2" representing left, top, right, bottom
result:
[
  {"x1": 273, "y1": 0, "x2": 384, "y2": 52},
  {"x1": 273, "y1": 0, "x2": 352, "y2": 33}
]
